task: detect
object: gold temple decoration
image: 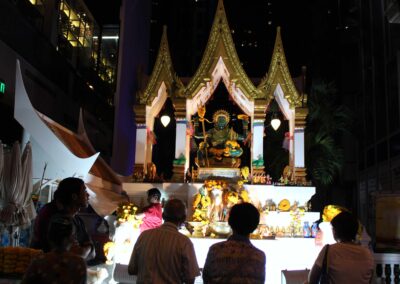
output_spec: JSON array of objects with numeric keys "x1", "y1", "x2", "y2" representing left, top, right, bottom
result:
[
  {"x1": 258, "y1": 27, "x2": 302, "y2": 108},
  {"x1": 135, "y1": 0, "x2": 310, "y2": 183},
  {"x1": 185, "y1": 0, "x2": 261, "y2": 99},
  {"x1": 212, "y1": 109, "x2": 230, "y2": 124},
  {"x1": 138, "y1": 0, "x2": 304, "y2": 108},
  {"x1": 140, "y1": 26, "x2": 184, "y2": 105},
  {"x1": 197, "y1": 104, "x2": 209, "y2": 166}
]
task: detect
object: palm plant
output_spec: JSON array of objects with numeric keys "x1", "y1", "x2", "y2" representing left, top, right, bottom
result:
[{"x1": 305, "y1": 81, "x2": 352, "y2": 187}]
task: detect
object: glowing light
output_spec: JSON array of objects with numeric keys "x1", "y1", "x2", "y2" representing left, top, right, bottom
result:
[
  {"x1": 161, "y1": 115, "x2": 171, "y2": 127},
  {"x1": 271, "y1": 117, "x2": 281, "y2": 130}
]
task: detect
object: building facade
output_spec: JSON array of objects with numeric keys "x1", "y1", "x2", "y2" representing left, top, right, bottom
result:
[{"x1": 0, "y1": 0, "x2": 118, "y2": 177}]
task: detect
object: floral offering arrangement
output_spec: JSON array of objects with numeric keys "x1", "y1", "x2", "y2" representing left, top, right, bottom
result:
[
  {"x1": 0, "y1": 247, "x2": 43, "y2": 275},
  {"x1": 289, "y1": 206, "x2": 306, "y2": 236},
  {"x1": 116, "y1": 202, "x2": 142, "y2": 228},
  {"x1": 103, "y1": 241, "x2": 116, "y2": 264},
  {"x1": 191, "y1": 179, "x2": 252, "y2": 226}
]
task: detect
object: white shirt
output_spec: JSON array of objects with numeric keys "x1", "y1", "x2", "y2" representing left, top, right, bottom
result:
[
  {"x1": 315, "y1": 243, "x2": 374, "y2": 284},
  {"x1": 128, "y1": 222, "x2": 200, "y2": 284}
]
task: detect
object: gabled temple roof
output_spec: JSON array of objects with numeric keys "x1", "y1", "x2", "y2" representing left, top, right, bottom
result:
[
  {"x1": 140, "y1": 26, "x2": 184, "y2": 105},
  {"x1": 140, "y1": 0, "x2": 304, "y2": 109},
  {"x1": 185, "y1": 0, "x2": 261, "y2": 99},
  {"x1": 258, "y1": 27, "x2": 302, "y2": 108}
]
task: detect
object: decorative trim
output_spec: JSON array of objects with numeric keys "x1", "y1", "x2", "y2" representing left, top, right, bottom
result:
[
  {"x1": 140, "y1": 26, "x2": 184, "y2": 105},
  {"x1": 258, "y1": 27, "x2": 302, "y2": 107},
  {"x1": 295, "y1": 107, "x2": 308, "y2": 128},
  {"x1": 185, "y1": 0, "x2": 261, "y2": 99},
  {"x1": 253, "y1": 121, "x2": 264, "y2": 127}
]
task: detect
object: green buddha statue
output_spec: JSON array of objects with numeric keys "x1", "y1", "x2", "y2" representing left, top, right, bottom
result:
[{"x1": 194, "y1": 109, "x2": 249, "y2": 167}]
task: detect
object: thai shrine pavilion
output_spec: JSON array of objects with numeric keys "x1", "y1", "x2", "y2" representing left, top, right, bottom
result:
[{"x1": 133, "y1": 0, "x2": 308, "y2": 184}]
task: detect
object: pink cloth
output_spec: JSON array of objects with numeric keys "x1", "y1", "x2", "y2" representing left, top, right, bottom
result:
[{"x1": 140, "y1": 203, "x2": 162, "y2": 233}]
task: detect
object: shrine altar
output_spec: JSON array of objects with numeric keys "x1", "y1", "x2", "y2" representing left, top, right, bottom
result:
[{"x1": 112, "y1": 228, "x2": 322, "y2": 284}]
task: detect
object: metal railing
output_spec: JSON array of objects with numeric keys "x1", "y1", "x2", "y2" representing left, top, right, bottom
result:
[{"x1": 374, "y1": 253, "x2": 400, "y2": 284}]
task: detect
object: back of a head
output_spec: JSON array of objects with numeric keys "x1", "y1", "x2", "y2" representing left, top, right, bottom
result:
[
  {"x1": 48, "y1": 215, "x2": 74, "y2": 249},
  {"x1": 228, "y1": 203, "x2": 260, "y2": 236},
  {"x1": 162, "y1": 199, "x2": 186, "y2": 223},
  {"x1": 147, "y1": 188, "x2": 161, "y2": 200},
  {"x1": 54, "y1": 177, "x2": 84, "y2": 207},
  {"x1": 331, "y1": 211, "x2": 359, "y2": 242}
]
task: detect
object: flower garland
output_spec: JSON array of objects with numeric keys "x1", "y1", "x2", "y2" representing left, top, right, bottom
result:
[{"x1": 116, "y1": 202, "x2": 141, "y2": 228}]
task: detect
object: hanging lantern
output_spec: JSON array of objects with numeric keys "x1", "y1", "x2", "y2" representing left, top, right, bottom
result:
[{"x1": 161, "y1": 115, "x2": 171, "y2": 127}]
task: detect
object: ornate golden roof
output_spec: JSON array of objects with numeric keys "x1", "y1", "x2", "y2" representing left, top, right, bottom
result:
[
  {"x1": 185, "y1": 0, "x2": 262, "y2": 99},
  {"x1": 258, "y1": 27, "x2": 302, "y2": 108},
  {"x1": 140, "y1": 0, "x2": 305, "y2": 110},
  {"x1": 140, "y1": 26, "x2": 184, "y2": 105}
]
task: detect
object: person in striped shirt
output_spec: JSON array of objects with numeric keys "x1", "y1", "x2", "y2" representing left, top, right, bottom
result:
[{"x1": 128, "y1": 199, "x2": 200, "y2": 284}]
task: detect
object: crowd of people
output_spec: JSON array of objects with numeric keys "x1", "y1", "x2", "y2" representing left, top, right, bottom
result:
[{"x1": 21, "y1": 177, "x2": 374, "y2": 284}]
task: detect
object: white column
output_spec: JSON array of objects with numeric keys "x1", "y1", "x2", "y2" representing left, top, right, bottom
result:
[
  {"x1": 175, "y1": 119, "x2": 187, "y2": 159},
  {"x1": 135, "y1": 125, "x2": 147, "y2": 165},
  {"x1": 294, "y1": 129, "x2": 305, "y2": 167},
  {"x1": 252, "y1": 120, "x2": 265, "y2": 161},
  {"x1": 21, "y1": 129, "x2": 31, "y2": 151},
  {"x1": 289, "y1": 118, "x2": 295, "y2": 167}
]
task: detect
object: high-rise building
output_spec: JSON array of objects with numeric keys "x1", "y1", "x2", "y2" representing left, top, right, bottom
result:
[
  {"x1": 0, "y1": 0, "x2": 118, "y2": 163},
  {"x1": 355, "y1": 0, "x2": 400, "y2": 243},
  {"x1": 308, "y1": 0, "x2": 400, "y2": 246}
]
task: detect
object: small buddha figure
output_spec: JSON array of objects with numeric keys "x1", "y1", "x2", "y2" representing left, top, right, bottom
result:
[
  {"x1": 192, "y1": 187, "x2": 211, "y2": 222},
  {"x1": 194, "y1": 109, "x2": 249, "y2": 167}
]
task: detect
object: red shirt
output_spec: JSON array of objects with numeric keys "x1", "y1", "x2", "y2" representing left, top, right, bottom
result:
[{"x1": 140, "y1": 203, "x2": 162, "y2": 233}]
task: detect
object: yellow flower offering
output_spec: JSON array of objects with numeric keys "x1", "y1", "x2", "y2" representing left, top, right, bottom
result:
[{"x1": 322, "y1": 204, "x2": 348, "y2": 222}]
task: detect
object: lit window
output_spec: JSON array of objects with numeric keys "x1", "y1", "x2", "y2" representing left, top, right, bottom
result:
[
  {"x1": 268, "y1": 21, "x2": 272, "y2": 25},
  {"x1": 58, "y1": 0, "x2": 93, "y2": 48}
]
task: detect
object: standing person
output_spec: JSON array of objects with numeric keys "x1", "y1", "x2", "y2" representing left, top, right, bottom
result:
[
  {"x1": 202, "y1": 202, "x2": 266, "y2": 284},
  {"x1": 128, "y1": 199, "x2": 200, "y2": 284},
  {"x1": 136, "y1": 188, "x2": 163, "y2": 233},
  {"x1": 30, "y1": 177, "x2": 95, "y2": 261},
  {"x1": 22, "y1": 215, "x2": 87, "y2": 284},
  {"x1": 308, "y1": 211, "x2": 374, "y2": 284}
]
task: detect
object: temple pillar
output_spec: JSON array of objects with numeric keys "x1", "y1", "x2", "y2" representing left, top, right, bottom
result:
[
  {"x1": 133, "y1": 104, "x2": 146, "y2": 178},
  {"x1": 252, "y1": 100, "x2": 267, "y2": 177},
  {"x1": 172, "y1": 98, "x2": 186, "y2": 182},
  {"x1": 294, "y1": 106, "x2": 308, "y2": 183}
]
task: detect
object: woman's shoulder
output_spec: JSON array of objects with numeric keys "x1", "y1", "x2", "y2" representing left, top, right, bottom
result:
[{"x1": 331, "y1": 242, "x2": 373, "y2": 257}]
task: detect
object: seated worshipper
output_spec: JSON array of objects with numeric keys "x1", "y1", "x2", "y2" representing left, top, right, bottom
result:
[
  {"x1": 135, "y1": 188, "x2": 163, "y2": 233},
  {"x1": 128, "y1": 199, "x2": 200, "y2": 284},
  {"x1": 308, "y1": 211, "x2": 374, "y2": 284},
  {"x1": 202, "y1": 203, "x2": 266, "y2": 284},
  {"x1": 30, "y1": 177, "x2": 95, "y2": 261},
  {"x1": 22, "y1": 215, "x2": 87, "y2": 284}
]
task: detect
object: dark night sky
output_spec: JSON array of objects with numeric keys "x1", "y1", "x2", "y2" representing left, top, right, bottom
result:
[
  {"x1": 83, "y1": 0, "x2": 315, "y2": 74},
  {"x1": 147, "y1": 0, "x2": 316, "y2": 78},
  {"x1": 83, "y1": 0, "x2": 121, "y2": 25},
  {"x1": 83, "y1": 0, "x2": 337, "y2": 83}
]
